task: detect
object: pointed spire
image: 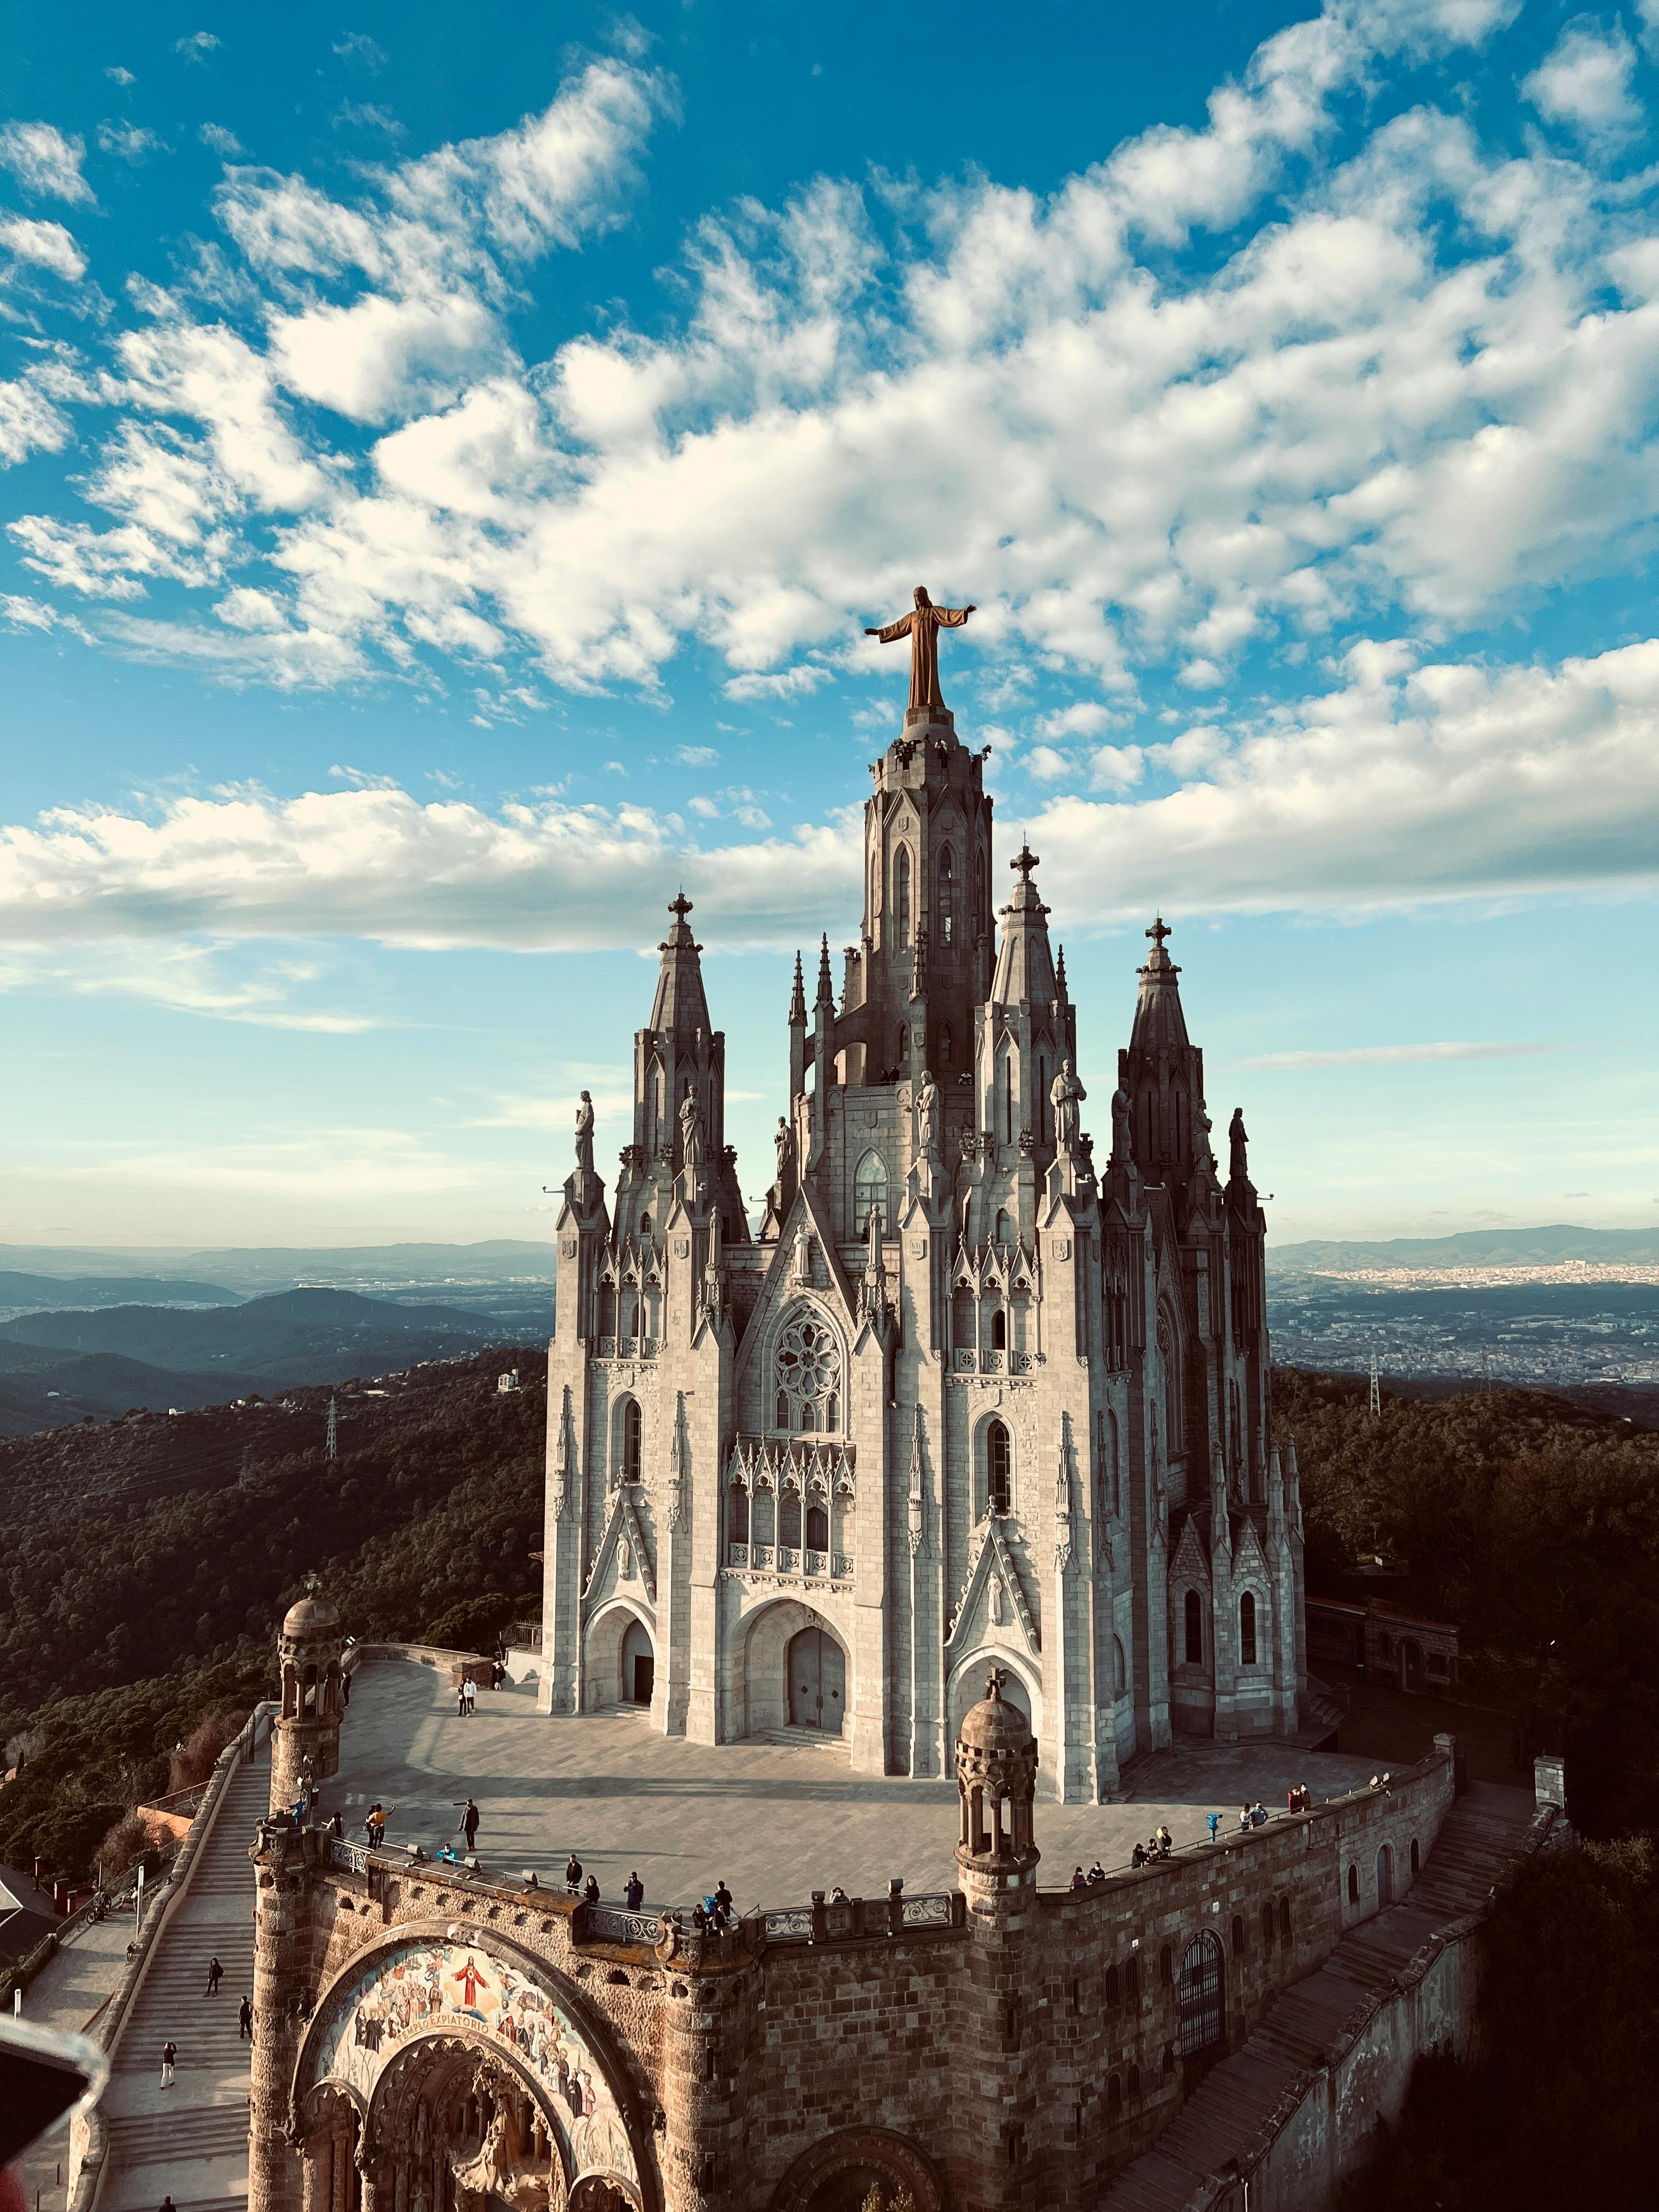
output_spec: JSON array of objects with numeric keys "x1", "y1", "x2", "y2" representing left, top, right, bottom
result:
[
  {"x1": 788, "y1": 949, "x2": 807, "y2": 1026},
  {"x1": 1130, "y1": 914, "x2": 1192, "y2": 1054},
  {"x1": 1056, "y1": 943, "x2": 1069, "y2": 997},
  {"x1": 815, "y1": 932, "x2": 835, "y2": 1010},
  {"x1": 991, "y1": 842, "x2": 1057, "y2": 1007},
  {"x1": 649, "y1": 890, "x2": 712, "y2": 1037}
]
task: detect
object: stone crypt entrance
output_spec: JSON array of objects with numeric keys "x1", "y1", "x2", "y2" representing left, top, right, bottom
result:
[{"x1": 787, "y1": 1626, "x2": 846, "y2": 1734}]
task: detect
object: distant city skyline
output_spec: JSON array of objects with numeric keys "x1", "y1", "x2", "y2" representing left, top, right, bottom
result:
[{"x1": 2, "y1": 0, "x2": 1656, "y2": 1246}]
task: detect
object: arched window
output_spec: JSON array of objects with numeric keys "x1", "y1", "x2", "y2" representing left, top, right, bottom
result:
[
  {"x1": 1184, "y1": 1590, "x2": 1203, "y2": 1667},
  {"x1": 1106, "y1": 2074, "x2": 1122, "y2": 2122},
  {"x1": 995, "y1": 1206, "x2": 1015, "y2": 1245},
  {"x1": 1261, "y1": 1901, "x2": 1274, "y2": 1952},
  {"x1": 854, "y1": 1149, "x2": 889, "y2": 1234},
  {"x1": 1002, "y1": 1051, "x2": 1014, "y2": 1143},
  {"x1": 1278, "y1": 1897, "x2": 1291, "y2": 1943},
  {"x1": 1159, "y1": 1943, "x2": 1172, "y2": 1989},
  {"x1": 727, "y1": 1487, "x2": 749, "y2": 1544},
  {"x1": 1113, "y1": 1635, "x2": 1127, "y2": 1696},
  {"x1": 1239, "y1": 1591, "x2": 1257, "y2": 1667},
  {"x1": 774, "y1": 1309, "x2": 843, "y2": 1435},
  {"x1": 1161, "y1": 2045, "x2": 1174, "y2": 2080},
  {"x1": 1158, "y1": 1310, "x2": 1183, "y2": 1455},
  {"x1": 895, "y1": 845, "x2": 912, "y2": 948},
  {"x1": 1127, "y1": 1957, "x2": 1141, "y2": 2002},
  {"x1": 1104, "y1": 1964, "x2": 1119, "y2": 2010},
  {"x1": 986, "y1": 1419, "x2": 1012, "y2": 1516},
  {"x1": 1231, "y1": 1914, "x2": 1245, "y2": 1958},
  {"x1": 805, "y1": 1500, "x2": 829, "y2": 1550},
  {"x1": 620, "y1": 1399, "x2": 642, "y2": 1485},
  {"x1": 939, "y1": 845, "x2": 956, "y2": 945},
  {"x1": 639, "y1": 1211, "x2": 652, "y2": 1239},
  {"x1": 896, "y1": 1023, "x2": 908, "y2": 1071},
  {"x1": 940, "y1": 1021, "x2": 953, "y2": 1068},
  {"x1": 780, "y1": 1489, "x2": 803, "y2": 1549},
  {"x1": 1410, "y1": 1837, "x2": 1420, "y2": 1877},
  {"x1": 1179, "y1": 1932, "x2": 1224, "y2": 2059},
  {"x1": 991, "y1": 1308, "x2": 1007, "y2": 1351},
  {"x1": 1347, "y1": 1864, "x2": 1359, "y2": 1904}
]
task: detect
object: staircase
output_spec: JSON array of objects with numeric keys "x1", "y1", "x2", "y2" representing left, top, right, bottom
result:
[
  {"x1": 1098, "y1": 1787, "x2": 1537, "y2": 2212},
  {"x1": 97, "y1": 1753, "x2": 268, "y2": 2212}
]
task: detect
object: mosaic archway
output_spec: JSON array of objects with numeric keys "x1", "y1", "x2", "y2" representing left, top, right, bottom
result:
[
  {"x1": 294, "y1": 1932, "x2": 651, "y2": 2212},
  {"x1": 766, "y1": 2126, "x2": 944, "y2": 2212}
]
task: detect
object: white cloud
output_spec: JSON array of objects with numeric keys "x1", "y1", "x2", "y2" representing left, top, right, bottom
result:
[
  {"x1": 199, "y1": 122, "x2": 242, "y2": 157},
  {"x1": 721, "y1": 664, "x2": 832, "y2": 702},
  {"x1": 1522, "y1": 20, "x2": 1641, "y2": 145},
  {"x1": 97, "y1": 120, "x2": 162, "y2": 163},
  {"x1": 333, "y1": 32, "x2": 388, "y2": 71},
  {"x1": 174, "y1": 31, "x2": 221, "y2": 62},
  {"x1": 674, "y1": 744, "x2": 718, "y2": 765},
  {"x1": 1026, "y1": 746, "x2": 1073, "y2": 783},
  {"x1": 1237, "y1": 1041, "x2": 1567, "y2": 1070},
  {"x1": 1088, "y1": 744, "x2": 1145, "y2": 792},
  {"x1": 0, "y1": 594, "x2": 95, "y2": 642},
  {"x1": 0, "y1": 122, "x2": 92, "y2": 204},
  {"x1": 0, "y1": 216, "x2": 85, "y2": 281},
  {"x1": 105, "y1": 66, "x2": 136, "y2": 87}
]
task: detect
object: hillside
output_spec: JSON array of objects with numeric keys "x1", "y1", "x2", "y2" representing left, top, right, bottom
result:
[
  {"x1": 0, "y1": 1237, "x2": 556, "y2": 1292},
  {"x1": 1270, "y1": 1223, "x2": 1659, "y2": 1271},
  {"x1": 0, "y1": 1347, "x2": 279, "y2": 1438},
  {"x1": 0, "y1": 1347, "x2": 546, "y2": 1873},
  {"x1": 0, "y1": 1269, "x2": 240, "y2": 1318},
  {"x1": 0, "y1": 1285, "x2": 507, "y2": 1381}
]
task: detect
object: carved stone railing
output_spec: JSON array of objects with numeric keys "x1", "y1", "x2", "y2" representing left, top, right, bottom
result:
[
  {"x1": 328, "y1": 1837, "x2": 370, "y2": 1877},
  {"x1": 758, "y1": 1889, "x2": 965, "y2": 1946},
  {"x1": 583, "y1": 1905, "x2": 662, "y2": 1947},
  {"x1": 726, "y1": 1542, "x2": 854, "y2": 1583},
  {"x1": 596, "y1": 1336, "x2": 658, "y2": 1361},
  {"x1": 761, "y1": 1906, "x2": 815, "y2": 1942}
]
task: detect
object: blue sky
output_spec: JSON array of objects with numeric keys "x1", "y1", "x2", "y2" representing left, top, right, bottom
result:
[{"x1": 1, "y1": 0, "x2": 1657, "y2": 1250}]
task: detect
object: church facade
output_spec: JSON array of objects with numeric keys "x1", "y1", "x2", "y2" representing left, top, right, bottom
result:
[{"x1": 538, "y1": 690, "x2": 1306, "y2": 1798}]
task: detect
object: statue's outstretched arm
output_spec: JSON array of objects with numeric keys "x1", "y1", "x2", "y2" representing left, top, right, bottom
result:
[
  {"x1": 867, "y1": 617, "x2": 912, "y2": 643},
  {"x1": 934, "y1": 603, "x2": 975, "y2": 627}
]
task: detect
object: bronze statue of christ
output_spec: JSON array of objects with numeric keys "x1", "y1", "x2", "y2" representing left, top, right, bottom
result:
[{"x1": 865, "y1": 585, "x2": 976, "y2": 712}]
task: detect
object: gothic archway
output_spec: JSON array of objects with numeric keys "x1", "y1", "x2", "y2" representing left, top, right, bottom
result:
[
  {"x1": 766, "y1": 2126, "x2": 945, "y2": 2212},
  {"x1": 292, "y1": 1928, "x2": 653, "y2": 2212}
]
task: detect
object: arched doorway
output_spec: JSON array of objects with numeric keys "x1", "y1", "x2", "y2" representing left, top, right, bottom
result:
[
  {"x1": 788, "y1": 1626, "x2": 847, "y2": 1733},
  {"x1": 1376, "y1": 1843, "x2": 1395, "y2": 1908},
  {"x1": 620, "y1": 1618, "x2": 653, "y2": 1707},
  {"x1": 767, "y1": 2125, "x2": 945, "y2": 2212},
  {"x1": 1178, "y1": 1930, "x2": 1225, "y2": 2085}
]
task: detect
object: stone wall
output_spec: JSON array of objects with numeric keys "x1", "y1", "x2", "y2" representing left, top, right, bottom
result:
[{"x1": 251, "y1": 1753, "x2": 1459, "y2": 2212}]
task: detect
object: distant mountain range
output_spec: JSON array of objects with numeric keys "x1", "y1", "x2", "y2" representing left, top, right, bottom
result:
[
  {"x1": 0, "y1": 1269, "x2": 241, "y2": 1319},
  {"x1": 1269, "y1": 1224, "x2": 1659, "y2": 1272},
  {"x1": 0, "y1": 1239, "x2": 554, "y2": 1293}
]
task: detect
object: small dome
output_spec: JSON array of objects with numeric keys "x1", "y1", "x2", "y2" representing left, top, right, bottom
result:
[
  {"x1": 283, "y1": 1592, "x2": 341, "y2": 1638},
  {"x1": 957, "y1": 1672, "x2": 1034, "y2": 1756}
]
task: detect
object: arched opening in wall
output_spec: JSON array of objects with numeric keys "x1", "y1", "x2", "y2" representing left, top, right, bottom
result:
[
  {"x1": 774, "y1": 1307, "x2": 843, "y2": 1436},
  {"x1": 1261, "y1": 1901, "x2": 1274, "y2": 1952},
  {"x1": 1231, "y1": 1914, "x2": 1245, "y2": 1957},
  {"x1": 620, "y1": 1617, "x2": 654, "y2": 1707},
  {"x1": 895, "y1": 844, "x2": 912, "y2": 949},
  {"x1": 619, "y1": 1285, "x2": 640, "y2": 1340},
  {"x1": 1376, "y1": 1843, "x2": 1395, "y2": 1909},
  {"x1": 779, "y1": 1486, "x2": 803, "y2": 1551},
  {"x1": 805, "y1": 1497, "x2": 829, "y2": 1552},
  {"x1": 787, "y1": 1623, "x2": 847, "y2": 1734},
  {"x1": 780, "y1": 2126, "x2": 946, "y2": 2212},
  {"x1": 1179, "y1": 1931, "x2": 1225, "y2": 2078},
  {"x1": 854, "y1": 1149, "x2": 889, "y2": 1236},
  {"x1": 995, "y1": 1206, "x2": 1015, "y2": 1247},
  {"x1": 991, "y1": 1308, "x2": 1007, "y2": 1352},
  {"x1": 1104, "y1": 1964, "x2": 1119, "y2": 2010},
  {"x1": 1239, "y1": 1591, "x2": 1257, "y2": 1667},
  {"x1": 939, "y1": 845, "x2": 956, "y2": 946},
  {"x1": 1158, "y1": 1308, "x2": 1184, "y2": 1459},
  {"x1": 1113, "y1": 1636, "x2": 1127, "y2": 1697},
  {"x1": 1410, "y1": 1837, "x2": 1420, "y2": 1877},
  {"x1": 896, "y1": 1023, "x2": 909, "y2": 1073},
  {"x1": 939, "y1": 1021, "x2": 953, "y2": 1069},
  {"x1": 1105, "y1": 2074, "x2": 1122, "y2": 2123},
  {"x1": 584, "y1": 1603, "x2": 656, "y2": 1713},
  {"x1": 1000, "y1": 1049, "x2": 1016, "y2": 1144},
  {"x1": 986, "y1": 1419, "x2": 1012, "y2": 1516},
  {"x1": 1347, "y1": 1864, "x2": 1359, "y2": 1904},
  {"x1": 752, "y1": 1481, "x2": 777, "y2": 1551},
  {"x1": 618, "y1": 1398, "x2": 642, "y2": 1486},
  {"x1": 1183, "y1": 1590, "x2": 1203, "y2": 1667},
  {"x1": 727, "y1": 1484, "x2": 749, "y2": 1554}
]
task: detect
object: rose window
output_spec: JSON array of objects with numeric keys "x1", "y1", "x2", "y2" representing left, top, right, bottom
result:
[{"x1": 774, "y1": 1310, "x2": 842, "y2": 1434}]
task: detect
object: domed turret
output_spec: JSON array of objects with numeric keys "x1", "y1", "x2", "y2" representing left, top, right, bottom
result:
[
  {"x1": 954, "y1": 1669, "x2": 1040, "y2": 1899},
  {"x1": 271, "y1": 1578, "x2": 347, "y2": 1820}
]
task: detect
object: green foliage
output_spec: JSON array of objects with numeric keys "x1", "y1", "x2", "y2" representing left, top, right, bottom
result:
[
  {"x1": 0, "y1": 1351, "x2": 544, "y2": 1875},
  {"x1": 421, "y1": 1593, "x2": 521, "y2": 1652},
  {"x1": 1339, "y1": 1836, "x2": 1659, "y2": 2209},
  {"x1": 1278, "y1": 1369, "x2": 1659, "y2": 1833}
]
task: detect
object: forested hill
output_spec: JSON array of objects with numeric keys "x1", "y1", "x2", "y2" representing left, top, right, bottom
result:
[
  {"x1": 0, "y1": 1349, "x2": 546, "y2": 1874},
  {"x1": 1277, "y1": 1367, "x2": 1659, "y2": 1837}
]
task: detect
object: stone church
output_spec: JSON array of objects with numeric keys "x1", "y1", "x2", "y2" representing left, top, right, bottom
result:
[{"x1": 538, "y1": 645, "x2": 1305, "y2": 1798}]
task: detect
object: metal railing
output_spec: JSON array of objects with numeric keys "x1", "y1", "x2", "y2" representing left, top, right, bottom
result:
[{"x1": 584, "y1": 1905, "x2": 663, "y2": 1947}]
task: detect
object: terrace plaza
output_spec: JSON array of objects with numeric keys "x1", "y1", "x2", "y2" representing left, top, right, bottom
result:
[{"x1": 331, "y1": 1657, "x2": 1383, "y2": 1910}]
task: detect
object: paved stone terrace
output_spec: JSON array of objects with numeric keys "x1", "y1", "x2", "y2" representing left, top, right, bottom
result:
[{"x1": 329, "y1": 1661, "x2": 1386, "y2": 1912}]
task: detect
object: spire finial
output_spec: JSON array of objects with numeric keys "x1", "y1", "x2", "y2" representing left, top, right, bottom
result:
[
  {"x1": 668, "y1": 889, "x2": 693, "y2": 921},
  {"x1": 1012, "y1": 842, "x2": 1039, "y2": 883},
  {"x1": 1147, "y1": 915, "x2": 1171, "y2": 950}
]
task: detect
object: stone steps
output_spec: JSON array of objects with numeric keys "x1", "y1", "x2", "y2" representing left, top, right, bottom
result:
[{"x1": 1097, "y1": 1793, "x2": 1537, "y2": 2212}]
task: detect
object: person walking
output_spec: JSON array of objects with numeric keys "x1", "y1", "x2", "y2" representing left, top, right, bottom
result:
[
  {"x1": 565, "y1": 1854, "x2": 583, "y2": 1896},
  {"x1": 624, "y1": 1872, "x2": 644, "y2": 1911},
  {"x1": 464, "y1": 1677, "x2": 477, "y2": 1715},
  {"x1": 160, "y1": 2040, "x2": 177, "y2": 2089},
  {"x1": 239, "y1": 1997, "x2": 253, "y2": 2042},
  {"x1": 456, "y1": 1684, "x2": 467, "y2": 1718},
  {"x1": 456, "y1": 1798, "x2": 480, "y2": 1852},
  {"x1": 205, "y1": 1955, "x2": 223, "y2": 1995}
]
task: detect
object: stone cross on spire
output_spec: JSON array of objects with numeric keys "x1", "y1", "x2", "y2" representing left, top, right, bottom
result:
[
  {"x1": 1012, "y1": 842, "x2": 1040, "y2": 883},
  {"x1": 1147, "y1": 916, "x2": 1172, "y2": 951}
]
